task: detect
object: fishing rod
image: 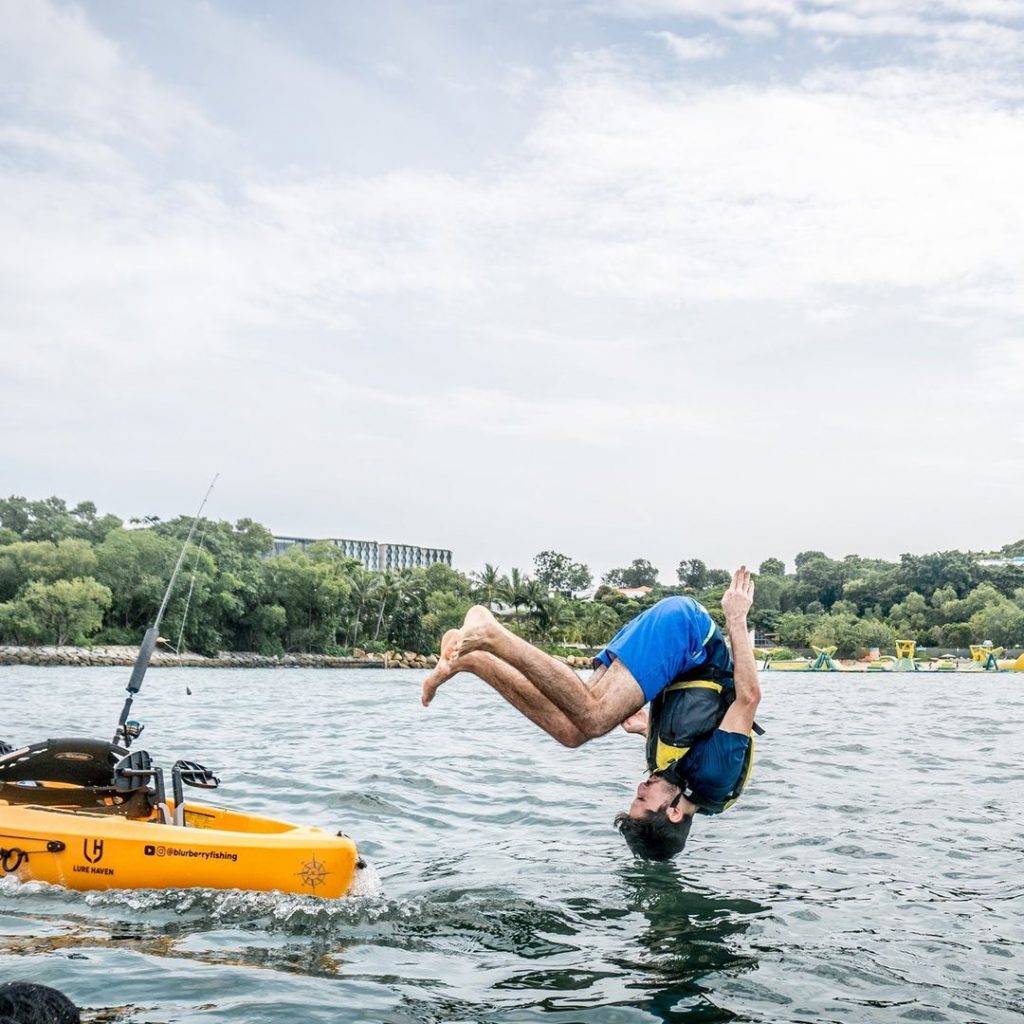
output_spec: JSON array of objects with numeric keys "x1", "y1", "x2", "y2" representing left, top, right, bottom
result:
[{"x1": 113, "y1": 475, "x2": 219, "y2": 748}]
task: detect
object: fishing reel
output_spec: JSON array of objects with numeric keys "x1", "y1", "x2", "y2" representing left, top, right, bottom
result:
[{"x1": 113, "y1": 719, "x2": 145, "y2": 747}]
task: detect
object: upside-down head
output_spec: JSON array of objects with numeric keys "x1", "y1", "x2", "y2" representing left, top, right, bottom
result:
[{"x1": 614, "y1": 774, "x2": 693, "y2": 861}]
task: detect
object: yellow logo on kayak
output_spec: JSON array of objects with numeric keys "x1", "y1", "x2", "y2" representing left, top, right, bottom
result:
[{"x1": 297, "y1": 856, "x2": 330, "y2": 893}]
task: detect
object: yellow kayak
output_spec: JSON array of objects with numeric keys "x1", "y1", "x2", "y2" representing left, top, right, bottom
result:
[
  {"x1": 0, "y1": 800, "x2": 360, "y2": 899},
  {"x1": 0, "y1": 738, "x2": 362, "y2": 899},
  {"x1": 0, "y1": 511, "x2": 362, "y2": 900}
]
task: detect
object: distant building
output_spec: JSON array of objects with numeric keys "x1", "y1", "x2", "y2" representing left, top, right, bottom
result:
[
  {"x1": 270, "y1": 535, "x2": 452, "y2": 573},
  {"x1": 979, "y1": 555, "x2": 1024, "y2": 568},
  {"x1": 612, "y1": 585, "x2": 653, "y2": 599}
]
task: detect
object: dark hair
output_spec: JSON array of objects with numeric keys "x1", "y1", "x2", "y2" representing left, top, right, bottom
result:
[
  {"x1": 0, "y1": 983, "x2": 80, "y2": 1024},
  {"x1": 614, "y1": 809, "x2": 693, "y2": 861}
]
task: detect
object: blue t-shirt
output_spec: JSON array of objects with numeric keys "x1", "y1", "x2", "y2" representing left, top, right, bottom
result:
[{"x1": 593, "y1": 596, "x2": 716, "y2": 702}]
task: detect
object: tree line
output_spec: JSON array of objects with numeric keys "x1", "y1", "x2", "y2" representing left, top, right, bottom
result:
[{"x1": 1, "y1": 495, "x2": 1022, "y2": 657}]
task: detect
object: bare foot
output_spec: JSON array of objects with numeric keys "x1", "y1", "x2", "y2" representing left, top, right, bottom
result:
[
  {"x1": 454, "y1": 605, "x2": 503, "y2": 658},
  {"x1": 439, "y1": 628, "x2": 461, "y2": 661},
  {"x1": 422, "y1": 629, "x2": 462, "y2": 707},
  {"x1": 620, "y1": 707, "x2": 649, "y2": 736}
]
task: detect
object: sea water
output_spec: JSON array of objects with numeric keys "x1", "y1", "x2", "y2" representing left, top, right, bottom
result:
[{"x1": 0, "y1": 666, "x2": 1021, "y2": 1022}]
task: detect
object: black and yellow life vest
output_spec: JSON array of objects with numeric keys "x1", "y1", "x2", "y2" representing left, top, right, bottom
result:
[{"x1": 644, "y1": 625, "x2": 758, "y2": 815}]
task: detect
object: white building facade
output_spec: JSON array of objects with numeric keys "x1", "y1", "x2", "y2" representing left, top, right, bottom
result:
[{"x1": 271, "y1": 535, "x2": 452, "y2": 572}]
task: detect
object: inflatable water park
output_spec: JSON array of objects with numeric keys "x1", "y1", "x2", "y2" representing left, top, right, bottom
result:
[{"x1": 760, "y1": 640, "x2": 1024, "y2": 672}]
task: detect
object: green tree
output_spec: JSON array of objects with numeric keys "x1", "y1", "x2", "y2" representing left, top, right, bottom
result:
[
  {"x1": 346, "y1": 568, "x2": 376, "y2": 647},
  {"x1": 533, "y1": 551, "x2": 592, "y2": 596},
  {"x1": 0, "y1": 539, "x2": 98, "y2": 601},
  {"x1": 795, "y1": 553, "x2": 848, "y2": 609},
  {"x1": 854, "y1": 618, "x2": 895, "y2": 652},
  {"x1": 758, "y1": 557, "x2": 785, "y2": 577},
  {"x1": 246, "y1": 603, "x2": 288, "y2": 655},
  {"x1": 776, "y1": 611, "x2": 813, "y2": 648},
  {"x1": 969, "y1": 598, "x2": 1024, "y2": 647},
  {"x1": 422, "y1": 591, "x2": 472, "y2": 647},
  {"x1": 471, "y1": 564, "x2": 503, "y2": 608},
  {"x1": 897, "y1": 551, "x2": 979, "y2": 599},
  {"x1": 0, "y1": 577, "x2": 112, "y2": 645},
  {"x1": 978, "y1": 562, "x2": 1024, "y2": 597},
  {"x1": 812, "y1": 614, "x2": 895, "y2": 657},
  {"x1": 95, "y1": 528, "x2": 188, "y2": 632},
  {"x1": 369, "y1": 571, "x2": 399, "y2": 641},
  {"x1": 577, "y1": 601, "x2": 620, "y2": 646},
  {"x1": 843, "y1": 569, "x2": 904, "y2": 615},
  {"x1": 604, "y1": 559, "x2": 659, "y2": 588},
  {"x1": 261, "y1": 545, "x2": 352, "y2": 652},
  {"x1": 539, "y1": 595, "x2": 579, "y2": 643},
  {"x1": 888, "y1": 591, "x2": 931, "y2": 641},
  {"x1": 794, "y1": 550, "x2": 827, "y2": 569},
  {"x1": 522, "y1": 578, "x2": 550, "y2": 623},
  {"x1": 676, "y1": 558, "x2": 708, "y2": 589},
  {"x1": 499, "y1": 568, "x2": 529, "y2": 622},
  {"x1": 383, "y1": 570, "x2": 429, "y2": 652},
  {"x1": 420, "y1": 562, "x2": 472, "y2": 598},
  {"x1": 752, "y1": 577, "x2": 783, "y2": 611},
  {"x1": 0, "y1": 495, "x2": 121, "y2": 543},
  {"x1": 939, "y1": 622, "x2": 972, "y2": 648}
]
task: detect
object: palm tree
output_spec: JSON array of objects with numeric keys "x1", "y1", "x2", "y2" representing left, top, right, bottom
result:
[
  {"x1": 523, "y1": 578, "x2": 549, "y2": 617},
  {"x1": 347, "y1": 569, "x2": 375, "y2": 646},
  {"x1": 499, "y1": 568, "x2": 528, "y2": 623},
  {"x1": 471, "y1": 563, "x2": 502, "y2": 609},
  {"x1": 372, "y1": 571, "x2": 400, "y2": 641},
  {"x1": 537, "y1": 594, "x2": 577, "y2": 643}
]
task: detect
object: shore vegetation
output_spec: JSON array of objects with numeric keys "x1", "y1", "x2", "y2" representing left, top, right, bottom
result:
[{"x1": 1, "y1": 495, "x2": 1023, "y2": 657}]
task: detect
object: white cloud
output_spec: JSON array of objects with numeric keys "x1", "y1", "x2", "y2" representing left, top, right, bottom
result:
[
  {"x1": 606, "y1": 0, "x2": 1024, "y2": 57},
  {"x1": 652, "y1": 29, "x2": 726, "y2": 59},
  {"x1": 1, "y1": 0, "x2": 216, "y2": 149},
  {"x1": 2, "y1": 0, "x2": 1023, "y2": 570}
]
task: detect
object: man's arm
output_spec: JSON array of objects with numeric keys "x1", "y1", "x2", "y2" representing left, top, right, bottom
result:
[{"x1": 719, "y1": 566, "x2": 761, "y2": 735}]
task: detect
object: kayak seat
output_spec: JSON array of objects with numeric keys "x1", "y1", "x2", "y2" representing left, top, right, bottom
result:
[
  {"x1": 0, "y1": 738, "x2": 128, "y2": 787},
  {"x1": 0, "y1": 781, "x2": 154, "y2": 818}
]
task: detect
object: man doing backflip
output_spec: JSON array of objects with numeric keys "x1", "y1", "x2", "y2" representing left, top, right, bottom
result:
[{"x1": 421, "y1": 567, "x2": 762, "y2": 860}]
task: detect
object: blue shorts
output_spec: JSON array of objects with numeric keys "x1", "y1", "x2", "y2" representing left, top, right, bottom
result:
[
  {"x1": 681, "y1": 729, "x2": 750, "y2": 805},
  {"x1": 593, "y1": 596, "x2": 716, "y2": 702}
]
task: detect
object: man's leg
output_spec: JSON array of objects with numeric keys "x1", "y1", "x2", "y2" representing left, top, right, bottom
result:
[
  {"x1": 422, "y1": 631, "x2": 619, "y2": 746},
  {"x1": 455, "y1": 607, "x2": 645, "y2": 738},
  {"x1": 457, "y1": 651, "x2": 588, "y2": 746}
]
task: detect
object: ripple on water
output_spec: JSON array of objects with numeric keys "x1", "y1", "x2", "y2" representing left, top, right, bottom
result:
[{"x1": 1, "y1": 667, "x2": 1023, "y2": 1023}]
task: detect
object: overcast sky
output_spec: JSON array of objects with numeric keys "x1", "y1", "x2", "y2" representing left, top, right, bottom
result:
[{"x1": 1, "y1": 0, "x2": 1022, "y2": 580}]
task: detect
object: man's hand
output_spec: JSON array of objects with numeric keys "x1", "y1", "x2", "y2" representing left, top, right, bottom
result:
[
  {"x1": 620, "y1": 707, "x2": 649, "y2": 736},
  {"x1": 721, "y1": 566, "x2": 755, "y2": 623}
]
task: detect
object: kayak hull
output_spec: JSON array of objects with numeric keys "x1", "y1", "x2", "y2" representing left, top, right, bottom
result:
[{"x1": 0, "y1": 801, "x2": 359, "y2": 899}]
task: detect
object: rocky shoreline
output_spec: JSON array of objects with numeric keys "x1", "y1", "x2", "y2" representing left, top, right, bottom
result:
[{"x1": 0, "y1": 645, "x2": 596, "y2": 671}]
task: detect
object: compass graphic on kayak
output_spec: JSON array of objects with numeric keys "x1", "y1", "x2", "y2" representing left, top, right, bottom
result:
[{"x1": 296, "y1": 855, "x2": 331, "y2": 893}]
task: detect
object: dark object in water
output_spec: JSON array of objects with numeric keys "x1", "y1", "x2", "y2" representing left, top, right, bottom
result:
[{"x1": 0, "y1": 981, "x2": 80, "y2": 1023}]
